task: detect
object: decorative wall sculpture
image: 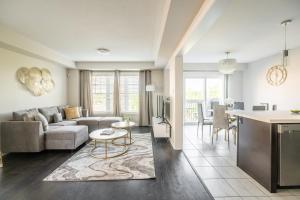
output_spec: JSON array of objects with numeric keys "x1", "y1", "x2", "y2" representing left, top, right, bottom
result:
[{"x1": 16, "y1": 67, "x2": 55, "y2": 96}]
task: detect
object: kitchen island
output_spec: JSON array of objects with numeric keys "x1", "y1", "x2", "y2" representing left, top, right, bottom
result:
[{"x1": 228, "y1": 110, "x2": 300, "y2": 193}]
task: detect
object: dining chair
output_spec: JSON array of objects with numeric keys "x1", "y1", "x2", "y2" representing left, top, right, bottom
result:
[
  {"x1": 212, "y1": 105, "x2": 237, "y2": 145},
  {"x1": 252, "y1": 105, "x2": 266, "y2": 111},
  {"x1": 208, "y1": 101, "x2": 219, "y2": 117},
  {"x1": 197, "y1": 103, "x2": 213, "y2": 140}
]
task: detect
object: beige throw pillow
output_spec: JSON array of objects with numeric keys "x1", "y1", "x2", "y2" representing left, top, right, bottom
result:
[{"x1": 64, "y1": 107, "x2": 80, "y2": 120}]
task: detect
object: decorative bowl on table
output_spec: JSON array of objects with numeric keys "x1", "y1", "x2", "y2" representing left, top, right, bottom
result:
[
  {"x1": 101, "y1": 128, "x2": 115, "y2": 135},
  {"x1": 290, "y1": 110, "x2": 300, "y2": 114}
]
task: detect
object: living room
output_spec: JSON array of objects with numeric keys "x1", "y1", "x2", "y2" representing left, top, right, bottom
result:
[{"x1": 1, "y1": 0, "x2": 300, "y2": 200}]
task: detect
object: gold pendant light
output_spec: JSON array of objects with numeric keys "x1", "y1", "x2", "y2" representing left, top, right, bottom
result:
[{"x1": 266, "y1": 19, "x2": 291, "y2": 86}]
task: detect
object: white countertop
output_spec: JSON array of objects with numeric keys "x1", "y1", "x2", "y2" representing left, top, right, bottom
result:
[{"x1": 226, "y1": 110, "x2": 300, "y2": 123}]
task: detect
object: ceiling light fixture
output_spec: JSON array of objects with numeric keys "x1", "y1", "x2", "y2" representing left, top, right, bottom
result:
[
  {"x1": 266, "y1": 19, "x2": 291, "y2": 86},
  {"x1": 218, "y1": 52, "x2": 237, "y2": 74},
  {"x1": 281, "y1": 19, "x2": 291, "y2": 67},
  {"x1": 97, "y1": 48, "x2": 110, "y2": 55}
]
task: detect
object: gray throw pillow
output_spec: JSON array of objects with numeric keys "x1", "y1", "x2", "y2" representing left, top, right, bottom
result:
[
  {"x1": 27, "y1": 108, "x2": 39, "y2": 120},
  {"x1": 23, "y1": 113, "x2": 33, "y2": 121},
  {"x1": 38, "y1": 106, "x2": 59, "y2": 123},
  {"x1": 12, "y1": 110, "x2": 28, "y2": 121},
  {"x1": 53, "y1": 113, "x2": 63, "y2": 123},
  {"x1": 57, "y1": 105, "x2": 68, "y2": 119},
  {"x1": 35, "y1": 113, "x2": 49, "y2": 131}
]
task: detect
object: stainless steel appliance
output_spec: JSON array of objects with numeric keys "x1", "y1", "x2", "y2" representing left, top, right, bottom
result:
[{"x1": 278, "y1": 124, "x2": 300, "y2": 186}]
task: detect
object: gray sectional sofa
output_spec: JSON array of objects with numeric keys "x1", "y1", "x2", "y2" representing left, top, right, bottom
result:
[{"x1": 1, "y1": 106, "x2": 122, "y2": 153}]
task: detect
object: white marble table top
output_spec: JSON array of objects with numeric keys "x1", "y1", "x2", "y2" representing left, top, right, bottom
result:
[
  {"x1": 111, "y1": 121, "x2": 136, "y2": 128},
  {"x1": 89, "y1": 128, "x2": 127, "y2": 140}
]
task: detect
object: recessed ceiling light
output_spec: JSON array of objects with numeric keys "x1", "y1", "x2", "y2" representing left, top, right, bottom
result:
[{"x1": 97, "y1": 48, "x2": 110, "y2": 55}]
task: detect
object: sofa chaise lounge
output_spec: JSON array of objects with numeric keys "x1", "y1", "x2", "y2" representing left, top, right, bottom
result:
[{"x1": 0, "y1": 106, "x2": 122, "y2": 153}]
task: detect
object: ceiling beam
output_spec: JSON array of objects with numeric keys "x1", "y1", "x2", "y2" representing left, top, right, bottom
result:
[
  {"x1": 153, "y1": 0, "x2": 172, "y2": 62},
  {"x1": 0, "y1": 25, "x2": 75, "y2": 68},
  {"x1": 167, "y1": 0, "x2": 230, "y2": 66}
]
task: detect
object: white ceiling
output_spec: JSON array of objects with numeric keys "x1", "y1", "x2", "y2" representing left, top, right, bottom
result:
[
  {"x1": 0, "y1": 0, "x2": 166, "y2": 62},
  {"x1": 184, "y1": 0, "x2": 300, "y2": 63}
]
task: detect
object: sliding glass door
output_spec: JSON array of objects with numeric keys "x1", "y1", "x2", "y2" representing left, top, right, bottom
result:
[
  {"x1": 184, "y1": 73, "x2": 224, "y2": 123},
  {"x1": 184, "y1": 78, "x2": 205, "y2": 122}
]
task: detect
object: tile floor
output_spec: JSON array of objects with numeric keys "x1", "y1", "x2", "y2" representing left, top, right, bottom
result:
[{"x1": 183, "y1": 125, "x2": 300, "y2": 200}]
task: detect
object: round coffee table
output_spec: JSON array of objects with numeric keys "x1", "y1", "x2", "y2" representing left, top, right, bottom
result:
[
  {"x1": 89, "y1": 128, "x2": 128, "y2": 159},
  {"x1": 111, "y1": 121, "x2": 136, "y2": 145}
]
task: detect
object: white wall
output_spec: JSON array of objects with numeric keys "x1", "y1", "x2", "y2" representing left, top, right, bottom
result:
[
  {"x1": 67, "y1": 69, "x2": 80, "y2": 106},
  {"x1": 243, "y1": 47, "x2": 300, "y2": 111},
  {"x1": 228, "y1": 71, "x2": 243, "y2": 101},
  {"x1": 163, "y1": 68, "x2": 170, "y2": 97},
  {"x1": 0, "y1": 48, "x2": 68, "y2": 121},
  {"x1": 151, "y1": 69, "x2": 164, "y2": 117}
]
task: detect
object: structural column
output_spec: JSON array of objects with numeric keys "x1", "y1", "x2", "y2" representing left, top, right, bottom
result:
[{"x1": 168, "y1": 55, "x2": 183, "y2": 150}]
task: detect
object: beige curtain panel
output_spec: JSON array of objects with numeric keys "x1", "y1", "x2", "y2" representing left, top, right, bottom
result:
[
  {"x1": 113, "y1": 70, "x2": 121, "y2": 116},
  {"x1": 139, "y1": 70, "x2": 153, "y2": 126},
  {"x1": 80, "y1": 70, "x2": 94, "y2": 116}
]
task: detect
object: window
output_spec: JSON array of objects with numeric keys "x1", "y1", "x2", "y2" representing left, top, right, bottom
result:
[
  {"x1": 120, "y1": 72, "x2": 139, "y2": 113},
  {"x1": 185, "y1": 78, "x2": 205, "y2": 101},
  {"x1": 92, "y1": 72, "x2": 114, "y2": 113},
  {"x1": 184, "y1": 74, "x2": 224, "y2": 122},
  {"x1": 184, "y1": 78, "x2": 205, "y2": 122},
  {"x1": 206, "y1": 78, "x2": 223, "y2": 108}
]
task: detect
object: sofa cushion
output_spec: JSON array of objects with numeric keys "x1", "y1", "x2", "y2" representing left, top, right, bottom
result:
[
  {"x1": 98, "y1": 117, "x2": 122, "y2": 129},
  {"x1": 12, "y1": 108, "x2": 40, "y2": 121},
  {"x1": 12, "y1": 110, "x2": 28, "y2": 121},
  {"x1": 34, "y1": 113, "x2": 49, "y2": 131},
  {"x1": 76, "y1": 117, "x2": 122, "y2": 132},
  {"x1": 99, "y1": 117, "x2": 122, "y2": 121},
  {"x1": 45, "y1": 125, "x2": 88, "y2": 149},
  {"x1": 27, "y1": 108, "x2": 39, "y2": 120},
  {"x1": 76, "y1": 117, "x2": 100, "y2": 133},
  {"x1": 49, "y1": 120, "x2": 77, "y2": 126},
  {"x1": 53, "y1": 113, "x2": 63, "y2": 123},
  {"x1": 22, "y1": 113, "x2": 32, "y2": 121},
  {"x1": 57, "y1": 105, "x2": 69, "y2": 119},
  {"x1": 45, "y1": 126, "x2": 79, "y2": 140},
  {"x1": 73, "y1": 117, "x2": 102, "y2": 121},
  {"x1": 38, "y1": 106, "x2": 59, "y2": 123}
]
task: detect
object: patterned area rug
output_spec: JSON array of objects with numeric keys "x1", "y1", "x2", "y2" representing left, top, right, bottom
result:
[{"x1": 44, "y1": 133, "x2": 155, "y2": 181}]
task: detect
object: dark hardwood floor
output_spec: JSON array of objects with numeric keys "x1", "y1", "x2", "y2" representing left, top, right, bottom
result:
[{"x1": 0, "y1": 127, "x2": 213, "y2": 200}]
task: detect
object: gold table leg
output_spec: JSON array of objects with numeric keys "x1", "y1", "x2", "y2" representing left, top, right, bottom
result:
[
  {"x1": 89, "y1": 138, "x2": 128, "y2": 159},
  {"x1": 105, "y1": 140, "x2": 108, "y2": 159},
  {"x1": 112, "y1": 128, "x2": 134, "y2": 146},
  {"x1": 129, "y1": 127, "x2": 132, "y2": 144},
  {"x1": 0, "y1": 151, "x2": 3, "y2": 168}
]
